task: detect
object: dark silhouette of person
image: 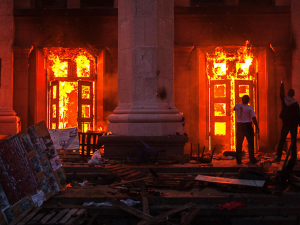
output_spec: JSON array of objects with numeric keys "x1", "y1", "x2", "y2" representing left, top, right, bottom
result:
[{"x1": 275, "y1": 79, "x2": 300, "y2": 184}]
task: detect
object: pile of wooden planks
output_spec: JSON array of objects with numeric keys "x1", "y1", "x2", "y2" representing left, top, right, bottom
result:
[
  {"x1": 10, "y1": 207, "x2": 87, "y2": 225},
  {"x1": 102, "y1": 164, "x2": 148, "y2": 181}
]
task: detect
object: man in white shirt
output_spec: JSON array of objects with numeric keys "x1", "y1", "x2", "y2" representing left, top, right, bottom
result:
[{"x1": 234, "y1": 95, "x2": 259, "y2": 165}]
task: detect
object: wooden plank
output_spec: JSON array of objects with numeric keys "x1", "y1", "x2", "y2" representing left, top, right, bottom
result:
[
  {"x1": 181, "y1": 208, "x2": 200, "y2": 225},
  {"x1": 47, "y1": 208, "x2": 70, "y2": 224},
  {"x1": 87, "y1": 211, "x2": 100, "y2": 225},
  {"x1": 59, "y1": 208, "x2": 79, "y2": 224},
  {"x1": 106, "y1": 167, "x2": 129, "y2": 173},
  {"x1": 116, "y1": 170, "x2": 135, "y2": 177},
  {"x1": 110, "y1": 177, "x2": 152, "y2": 187},
  {"x1": 130, "y1": 173, "x2": 148, "y2": 181},
  {"x1": 39, "y1": 210, "x2": 57, "y2": 224},
  {"x1": 9, "y1": 208, "x2": 34, "y2": 225},
  {"x1": 28, "y1": 211, "x2": 46, "y2": 224},
  {"x1": 103, "y1": 165, "x2": 120, "y2": 169},
  {"x1": 108, "y1": 200, "x2": 152, "y2": 221},
  {"x1": 58, "y1": 149, "x2": 80, "y2": 154},
  {"x1": 66, "y1": 209, "x2": 87, "y2": 225},
  {"x1": 195, "y1": 175, "x2": 265, "y2": 187},
  {"x1": 137, "y1": 203, "x2": 196, "y2": 225},
  {"x1": 58, "y1": 155, "x2": 81, "y2": 159},
  {"x1": 140, "y1": 182, "x2": 150, "y2": 215},
  {"x1": 18, "y1": 208, "x2": 41, "y2": 225},
  {"x1": 123, "y1": 171, "x2": 144, "y2": 180}
]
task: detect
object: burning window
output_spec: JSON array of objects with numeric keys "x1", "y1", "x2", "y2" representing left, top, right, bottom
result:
[
  {"x1": 45, "y1": 48, "x2": 96, "y2": 132},
  {"x1": 238, "y1": 85, "x2": 250, "y2": 97},
  {"x1": 215, "y1": 122, "x2": 226, "y2": 136},
  {"x1": 207, "y1": 41, "x2": 257, "y2": 151},
  {"x1": 214, "y1": 103, "x2": 226, "y2": 117},
  {"x1": 214, "y1": 84, "x2": 226, "y2": 98}
]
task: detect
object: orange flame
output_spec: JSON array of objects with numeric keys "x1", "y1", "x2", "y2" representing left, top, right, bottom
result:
[{"x1": 75, "y1": 55, "x2": 90, "y2": 77}]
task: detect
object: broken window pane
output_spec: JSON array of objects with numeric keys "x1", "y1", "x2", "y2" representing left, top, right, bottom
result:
[
  {"x1": 82, "y1": 105, "x2": 90, "y2": 118},
  {"x1": 82, "y1": 86, "x2": 91, "y2": 99},
  {"x1": 53, "y1": 86, "x2": 57, "y2": 99},
  {"x1": 214, "y1": 84, "x2": 226, "y2": 98},
  {"x1": 214, "y1": 103, "x2": 226, "y2": 116},
  {"x1": 52, "y1": 105, "x2": 57, "y2": 118},
  {"x1": 239, "y1": 85, "x2": 249, "y2": 97}
]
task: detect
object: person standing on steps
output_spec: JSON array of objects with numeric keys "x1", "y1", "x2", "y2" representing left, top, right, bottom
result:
[
  {"x1": 275, "y1": 79, "x2": 300, "y2": 186},
  {"x1": 234, "y1": 95, "x2": 259, "y2": 165}
]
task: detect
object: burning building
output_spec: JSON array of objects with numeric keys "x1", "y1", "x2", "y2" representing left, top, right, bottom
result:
[{"x1": 0, "y1": 0, "x2": 299, "y2": 155}]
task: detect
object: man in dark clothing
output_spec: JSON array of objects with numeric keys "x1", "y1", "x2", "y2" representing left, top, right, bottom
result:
[{"x1": 275, "y1": 79, "x2": 299, "y2": 182}]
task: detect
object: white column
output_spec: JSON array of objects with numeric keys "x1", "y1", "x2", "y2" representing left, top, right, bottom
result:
[
  {"x1": 0, "y1": 0, "x2": 20, "y2": 135},
  {"x1": 108, "y1": 0, "x2": 185, "y2": 136}
]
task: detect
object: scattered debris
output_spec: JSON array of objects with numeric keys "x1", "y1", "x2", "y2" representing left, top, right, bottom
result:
[
  {"x1": 82, "y1": 202, "x2": 112, "y2": 207},
  {"x1": 120, "y1": 199, "x2": 141, "y2": 206},
  {"x1": 79, "y1": 180, "x2": 89, "y2": 186},
  {"x1": 195, "y1": 174, "x2": 265, "y2": 188},
  {"x1": 88, "y1": 149, "x2": 104, "y2": 165},
  {"x1": 217, "y1": 200, "x2": 246, "y2": 211}
]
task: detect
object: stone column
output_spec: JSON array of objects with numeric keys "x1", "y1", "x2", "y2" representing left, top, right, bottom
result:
[
  {"x1": 0, "y1": 0, "x2": 20, "y2": 135},
  {"x1": 108, "y1": 0, "x2": 185, "y2": 136},
  {"x1": 13, "y1": 47, "x2": 32, "y2": 130},
  {"x1": 291, "y1": 0, "x2": 300, "y2": 101}
]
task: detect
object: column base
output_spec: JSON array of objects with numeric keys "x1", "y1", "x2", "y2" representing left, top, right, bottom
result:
[
  {"x1": 0, "y1": 115, "x2": 21, "y2": 136},
  {"x1": 108, "y1": 122, "x2": 185, "y2": 136},
  {"x1": 98, "y1": 135, "x2": 189, "y2": 159}
]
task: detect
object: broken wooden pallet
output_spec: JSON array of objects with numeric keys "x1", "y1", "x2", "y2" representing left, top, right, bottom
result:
[
  {"x1": 57, "y1": 149, "x2": 81, "y2": 160},
  {"x1": 102, "y1": 164, "x2": 148, "y2": 181},
  {"x1": 10, "y1": 207, "x2": 87, "y2": 225}
]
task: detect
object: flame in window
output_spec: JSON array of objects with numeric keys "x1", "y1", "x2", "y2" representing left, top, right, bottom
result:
[
  {"x1": 44, "y1": 48, "x2": 95, "y2": 78},
  {"x1": 214, "y1": 103, "x2": 226, "y2": 117},
  {"x1": 82, "y1": 86, "x2": 91, "y2": 99},
  {"x1": 214, "y1": 84, "x2": 226, "y2": 98},
  {"x1": 76, "y1": 55, "x2": 90, "y2": 78},
  {"x1": 50, "y1": 56, "x2": 68, "y2": 77},
  {"x1": 59, "y1": 82, "x2": 78, "y2": 129},
  {"x1": 215, "y1": 122, "x2": 226, "y2": 136}
]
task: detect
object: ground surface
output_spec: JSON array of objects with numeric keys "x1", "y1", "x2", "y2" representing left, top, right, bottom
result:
[{"x1": 36, "y1": 151, "x2": 300, "y2": 224}]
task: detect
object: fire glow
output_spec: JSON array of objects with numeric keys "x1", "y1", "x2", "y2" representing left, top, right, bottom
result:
[
  {"x1": 45, "y1": 48, "x2": 96, "y2": 133},
  {"x1": 207, "y1": 41, "x2": 257, "y2": 151}
]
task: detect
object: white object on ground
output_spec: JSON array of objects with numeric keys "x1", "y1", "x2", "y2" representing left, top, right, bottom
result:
[
  {"x1": 79, "y1": 180, "x2": 89, "y2": 186},
  {"x1": 120, "y1": 199, "x2": 140, "y2": 206},
  {"x1": 82, "y1": 202, "x2": 112, "y2": 207},
  {"x1": 88, "y1": 150, "x2": 104, "y2": 164}
]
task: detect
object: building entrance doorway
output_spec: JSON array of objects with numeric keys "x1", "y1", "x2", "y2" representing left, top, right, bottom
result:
[
  {"x1": 45, "y1": 48, "x2": 96, "y2": 132},
  {"x1": 207, "y1": 41, "x2": 257, "y2": 152}
]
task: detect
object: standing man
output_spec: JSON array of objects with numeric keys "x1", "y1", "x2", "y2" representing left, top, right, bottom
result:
[
  {"x1": 275, "y1": 79, "x2": 299, "y2": 181},
  {"x1": 234, "y1": 95, "x2": 259, "y2": 165}
]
